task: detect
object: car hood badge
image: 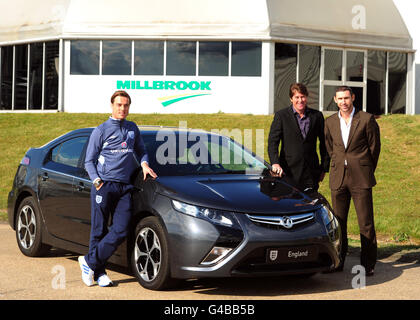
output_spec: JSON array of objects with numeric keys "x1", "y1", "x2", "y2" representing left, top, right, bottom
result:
[{"x1": 281, "y1": 216, "x2": 293, "y2": 229}]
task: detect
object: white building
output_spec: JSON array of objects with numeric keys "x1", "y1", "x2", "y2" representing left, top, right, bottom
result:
[
  {"x1": 0, "y1": 0, "x2": 415, "y2": 115},
  {"x1": 393, "y1": 0, "x2": 420, "y2": 114}
]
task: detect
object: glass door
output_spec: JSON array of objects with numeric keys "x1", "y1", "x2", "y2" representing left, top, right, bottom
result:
[{"x1": 320, "y1": 47, "x2": 367, "y2": 112}]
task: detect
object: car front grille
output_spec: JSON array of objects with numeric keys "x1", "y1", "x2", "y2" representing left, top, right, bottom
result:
[{"x1": 246, "y1": 212, "x2": 314, "y2": 230}]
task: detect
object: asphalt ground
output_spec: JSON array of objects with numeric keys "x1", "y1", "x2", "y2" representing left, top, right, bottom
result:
[{"x1": 1, "y1": 223, "x2": 419, "y2": 303}]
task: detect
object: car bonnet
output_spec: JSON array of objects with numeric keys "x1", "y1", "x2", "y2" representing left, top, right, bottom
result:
[{"x1": 154, "y1": 175, "x2": 322, "y2": 215}]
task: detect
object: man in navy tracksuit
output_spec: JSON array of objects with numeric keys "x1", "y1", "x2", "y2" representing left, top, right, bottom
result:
[{"x1": 78, "y1": 90, "x2": 157, "y2": 287}]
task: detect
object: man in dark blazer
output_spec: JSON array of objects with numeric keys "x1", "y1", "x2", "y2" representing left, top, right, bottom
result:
[
  {"x1": 324, "y1": 86, "x2": 381, "y2": 276},
  {"x1": 268, "y1": 83, "x2": 330, "y2": 192}
]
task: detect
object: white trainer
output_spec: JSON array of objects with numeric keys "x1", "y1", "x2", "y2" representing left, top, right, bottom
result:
[
  {"x1": 78, "y1": 256, "x2": 94, "y2": 287},
  {"x1": 97, "y1": 274, "x2": 113, "y2": 287}
]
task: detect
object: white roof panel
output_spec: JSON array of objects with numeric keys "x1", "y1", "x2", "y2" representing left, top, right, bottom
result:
[{"x1": 0, "y1": 0, "x2": 412, "y2": 50}]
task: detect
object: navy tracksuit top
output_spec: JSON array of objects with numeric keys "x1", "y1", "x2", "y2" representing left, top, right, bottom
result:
[{"x1": 84, "y1": 117, "x2": 149, "y2": 184}]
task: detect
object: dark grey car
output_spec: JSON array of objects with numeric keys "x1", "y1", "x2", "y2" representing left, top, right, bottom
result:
[{"x1": 8, "y1": 127, "x2": 341, "y2": 290}]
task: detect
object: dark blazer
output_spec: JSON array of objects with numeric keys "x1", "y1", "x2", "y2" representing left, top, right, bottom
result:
[
  {"x1": 268, "y1": 106, "x2": 330, "y2": 184},
  {"x1": 324, "y1": 109, "x2": 381, "y2": 190}
]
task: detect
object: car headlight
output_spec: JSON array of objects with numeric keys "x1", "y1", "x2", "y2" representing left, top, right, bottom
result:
[
  {"x1": 319, "y1": 205, "x2": 341, "y2": 253},
  {"x1": 319, "y1": 205, "x2": 335, "y2": 228},
  {"x1": 172, "y1": 199, "x2": 244, "y2": 265},
  {"x1": 172, "y1": 199, "x2": 236, "y2": 227}
]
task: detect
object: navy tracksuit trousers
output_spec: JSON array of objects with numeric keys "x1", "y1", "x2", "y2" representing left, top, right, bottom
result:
[{"x1": 85, "y1": 181, "x2": 133, "y2": 279}]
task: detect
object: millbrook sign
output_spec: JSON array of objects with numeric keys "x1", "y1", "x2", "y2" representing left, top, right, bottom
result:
[
  {"x1": 116, "y1": 80, "x2": 212, "y2": 91},
  {"x1": 116, "y1": 80, "x2": 212, "y2": 106}
]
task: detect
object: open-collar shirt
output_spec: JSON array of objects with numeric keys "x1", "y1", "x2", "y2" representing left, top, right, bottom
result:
[
  {"x1": 338, "y1": 107, "x2": 355, "y2": 166},
  {"x1": 292, "y1": 106, "x2": 310, "y2": 139},
  {"x1": 338, "y1": 107, "x2": 355, "y2": 149}
]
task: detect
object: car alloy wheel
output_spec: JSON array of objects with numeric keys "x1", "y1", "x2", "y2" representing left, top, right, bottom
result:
[
  {"x1": 15, "y1": 197, "x2": 50, "y2": 257},
  {"x1": 17, "y1": 204, "x2": 36, "y2": 249},
  {"x1": 134, "y1": 227, "x2": 161, "y2": 282},
  {"x1": 131, "y1": 216, "x2": 174, "y2": 290}
]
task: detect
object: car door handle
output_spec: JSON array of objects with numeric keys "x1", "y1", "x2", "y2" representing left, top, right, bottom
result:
[
  {"x1": 42, "y1": 172, "x2": 49, "y2": 181},
  {"x1": 76, "y1": 182, "x2": 85, "y2": 192}
]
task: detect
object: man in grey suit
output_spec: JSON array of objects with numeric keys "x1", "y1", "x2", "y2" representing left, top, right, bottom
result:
[
  {"x1": 268, "y1": 83, "x2": 330, "y2": 193},
  {"x1": 324, "y1": 86, "x2": 381, "y2": 276}
]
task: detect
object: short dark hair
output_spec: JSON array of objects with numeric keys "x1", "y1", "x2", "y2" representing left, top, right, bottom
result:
[
  {"x1": 335, "y1": 86, "x2": 353, "y2": 96},
  {"x1": 289, "y1": 83, "x2": 309, "y2": 98},
  {"x1": 110, "y1": 90, "x2": 131, "y2": 105}
]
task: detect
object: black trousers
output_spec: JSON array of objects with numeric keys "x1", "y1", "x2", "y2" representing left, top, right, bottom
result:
[
  {"x1": 296, "y1": 166, "x2": 320, "y2": 192},
  {"x1": 331, "y1": 168, "x2": 377, "y2": 271}
]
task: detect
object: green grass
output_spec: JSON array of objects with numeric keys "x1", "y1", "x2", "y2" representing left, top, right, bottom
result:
[{"x1": 1, "y1": 113, "x2": 419, "y2": 242}]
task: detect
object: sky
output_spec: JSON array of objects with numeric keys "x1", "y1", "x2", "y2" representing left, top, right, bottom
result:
[{"x1": 393, "y1": 0, "x2": 420, "y2": 62}]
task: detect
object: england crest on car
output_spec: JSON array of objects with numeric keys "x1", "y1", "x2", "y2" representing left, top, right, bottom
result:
[
  {"x1": 269, "y1": 250, "x2": 278, "y2": 261},
  {"x1": 96, "y1": 195, "x2": 103, "y2": 204}
]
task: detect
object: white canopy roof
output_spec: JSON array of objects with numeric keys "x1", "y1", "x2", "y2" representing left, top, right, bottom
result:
[{"x1": 0, "y1": 0, "x2": 412, "y2": 51}]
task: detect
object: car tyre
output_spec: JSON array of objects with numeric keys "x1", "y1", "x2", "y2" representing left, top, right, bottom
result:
[
  {"x1": 15, "y1": 197, "x2": 51, "y2": 257},
  {"x1": 131, "y1": 216, "x2": 175, "y2": 290}
]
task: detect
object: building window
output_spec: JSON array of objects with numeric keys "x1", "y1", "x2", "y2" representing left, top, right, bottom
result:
[
  {"x1": 346, "y1": 51, "x2": 364, "y2": 82},
  {"x1": 323, "y1": 85, "x2": 338, "y2": 111},
  {"x1": 231, "y1": 42, "x2": 261, "y2": 77},
  {"x1": 199, "y1": 41, "x2": 229, "y2": 76},
  {"x1": 322, "y1": 48, "x2": 366, "y2": 112},
  {"x1": 388, "y1": 52, "x2": 407, "y2": 114},
  {"x1": 1, "y1": 46, "x2": 13, "y2": 110},
  {"x1": 70, "y1": 40, "x2": 100, "y2": 75},
  {"x1": 324, "y1": 49, "x2": 342, "y2": 81},
  {"x1": 44, "y1": 41, "x2": 59, "y2": 109},
  {"x1": 166, "y1": 41, "x2": 196, "y2": 76},
  {"x1": 367, "y1": 50, "x2": 386, "y2": 115},
  {"x1": 68, "y1": 40, "x2": 265, "y2": 78},
  {"x1": 134, "y1": 41, "x2": 164, "y2": 75},
  {"x1": 1, "y1": 41, "x2": 60, "y2": 111},
  {"x1": 14, "y1": 44, "x2": 28, "y2": 110},
  {"x1": 299, "y1": 45, "x2": 320, "y2": 110},
  {"x1": 274, "y1": 43, "x2": 297, "y2": 111},
  {"x1": 29, "y1": 43, "x2": 43, "y2": 109},
  {"x1": 102, "y1": 40, "x2": 132, "y2": 75}
]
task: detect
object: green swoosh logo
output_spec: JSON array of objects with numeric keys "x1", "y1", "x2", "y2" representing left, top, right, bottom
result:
[{"x1": 160, "y1": 94, "x2": 211, "y2": 107}]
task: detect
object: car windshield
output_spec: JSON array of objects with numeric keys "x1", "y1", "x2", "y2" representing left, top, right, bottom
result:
[{"x1": 141, "y1": 131, "x2": 268, "y2": 176}]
